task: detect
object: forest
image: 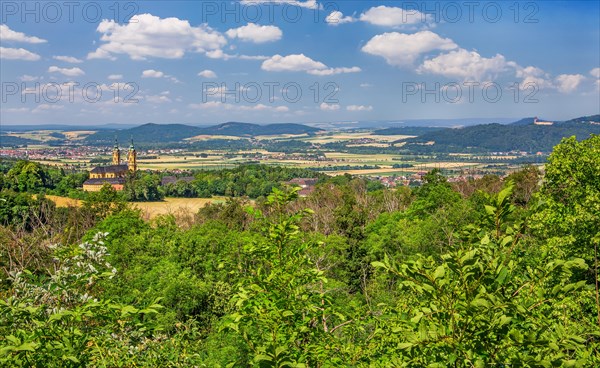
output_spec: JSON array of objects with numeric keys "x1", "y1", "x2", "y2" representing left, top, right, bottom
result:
[{"x1": 0, "y1": 135, "x2": 599, "y2": 367}]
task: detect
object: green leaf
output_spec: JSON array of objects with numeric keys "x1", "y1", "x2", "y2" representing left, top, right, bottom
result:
[{"x1": 432, "y1": 265, "x2": 445, "y2": 280}]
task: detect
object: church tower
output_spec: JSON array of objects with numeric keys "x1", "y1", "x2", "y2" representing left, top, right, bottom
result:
[
  {"x1": 112, "y1": 137, "x2": 120, "y2": 165},
  {"x1": 127, "y1": 138, "x2": 137, "y2": 172}
]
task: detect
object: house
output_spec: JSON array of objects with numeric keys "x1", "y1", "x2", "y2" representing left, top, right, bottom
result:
[{"x1": 286, "y1": 178, "x2": 318, "y2": 196}]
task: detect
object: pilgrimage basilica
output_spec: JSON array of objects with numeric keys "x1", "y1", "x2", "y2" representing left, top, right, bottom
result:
[{"x1": 82, "y1": 139, "x2": 137, "y2": 192}]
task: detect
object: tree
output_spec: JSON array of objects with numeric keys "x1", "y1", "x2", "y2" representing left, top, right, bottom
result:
[
  {"x1": 222, "y1": 188, "x2": 352, "y2": 366},
  {"x1": 370, "y1": 185, "x2": 596, "y2": 366}
]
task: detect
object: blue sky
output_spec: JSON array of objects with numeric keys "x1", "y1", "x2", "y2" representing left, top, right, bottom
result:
[{"x1": 1, "y1": 0, "x2": 599, "y2": 125}]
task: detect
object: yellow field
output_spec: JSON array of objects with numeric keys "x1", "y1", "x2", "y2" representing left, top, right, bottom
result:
[
  {"x1": 46, "y1": 195, "x2": 82, "y2": 207},
  {"x1": 133, "y1": 197, "x2": 227, "y2": 218},
  {"x1": 302, "y1": 132, "x2": 415, "y2": 144},
  {"x1": 185, "y1": 134, "x2": 243, "y2": 141},
  {"x1": 45, "y1": 195, "x2": 227, "y2": 219},
  {"x1": 62, "y1": 130, "x2": 97, "y2": 140},
  {"x1": 7, "y1": 131, "x2": 61, "y2": 141}
]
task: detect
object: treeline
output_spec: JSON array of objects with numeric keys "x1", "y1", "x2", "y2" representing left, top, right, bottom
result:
[
  {"x1": 1, "y1": 135, "x2": 598, "y2": 366},
  {"x1": 163, "y1": 165, "x2": 325, "y2": 198},
  {"x1": 405, "y1": 121, "x2": 600, "y2": 153},
  {"x1": 0, "y1": 160, "x2": 327, "y2": 202}
]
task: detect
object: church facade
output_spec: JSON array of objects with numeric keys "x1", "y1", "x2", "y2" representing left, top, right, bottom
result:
[{"x1": 82, "y1": 139, "x2": 137, "y2": 192}]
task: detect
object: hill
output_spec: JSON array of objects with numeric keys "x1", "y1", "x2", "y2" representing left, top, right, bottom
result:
[
  {"x1": 84, "y1": 122, "x2": 323, "y2": 145},
  {"x1": 0, "y1": 135, "x2": 41, "y2": 147},
  {"x1": 374, "y1": 126, "x2": 444, "y2": 136},
  {"x1": 404, "y1": 115, "x2": 600, "y2": 153},
  {"x1": 200, "y1": 122, "x2": 321, "y2": 136},
  {"x1": 510, "y1": 117, "x2": 539, "y2": 126},
  {"x1": 84, "y1": 123, "x2": 204, "y2": 145}
]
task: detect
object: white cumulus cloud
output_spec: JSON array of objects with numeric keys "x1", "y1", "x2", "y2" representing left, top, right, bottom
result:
[
  {"x1": 418, "y1": 48, "x2": 509, "y2": 80},
  {"x1": 198, "y1": 70, "x2": 218, "y2": 78},
  {"x1": 362, "y1": 31, "x2": 457, "y2": 67},
  {"x1": 48, "y1": 66, "x2": 85, "y2": 76},
  {"x1": 0, "y1": 47, "x2": 40, "y2": 61},
  {"x1": 325, "y1": 11, "x2": 356, "y2": 26},
  {"x1": 88, "y1": 13, "x2": 227, "y2": 60},
  {"x1": 226, "y1": 23, "x2": 282, "y2": 43},
  {"x1": 108, "y1": 74, "x2": 123, "y2": 80},
  {"x1": 190, "y1": 101, "x2": 289, "y2": 112},
  {"x1": 53, "y1": 55, "x2": 83, "y2": 63},
  {"x1": 142, "y1": 69, "x2": 164, "y2": 78},
  {"x1": 359, "y1": 6, "x2": 431, "y2": 27},
  {"x1": 239, "y1": 0, "x2": 319, "y2": 9},
  {"x1": 555, "y1": 74, "x2": 585, "y2": 93},
  {"x1": 0, "y1": 24, "x2": 46, "y2": 43},
  {"x1": 347, "y1": 105, "x2": 373, "y2": 111},
  {"x1": 262, "y1": 54, "x2": 360, "y2": 75},
  {"x1": 320, "y1": 102, "x2": 340, "y2": 111},
  {"x1": 308, "y1": 67, "x2": 361, "y2": 76},
  {"x1": 514, "y1": 66, "x2": 553, "y2": 90},
  {"x1": 590, "y1": 67, "x2": 600, "y2": 78}
]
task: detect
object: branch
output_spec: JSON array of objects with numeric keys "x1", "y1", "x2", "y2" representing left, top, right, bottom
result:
[{"x1": 329, "y1": 319, "x2": 353, "y2": 334}]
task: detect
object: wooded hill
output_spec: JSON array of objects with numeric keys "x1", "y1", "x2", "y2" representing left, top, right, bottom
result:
[
  {"x1": 402, "y1": 114, "x2": 600, "y2": 152},
  {"x1": 83, "y1": 122, "x2": 323, "y2": 145}
]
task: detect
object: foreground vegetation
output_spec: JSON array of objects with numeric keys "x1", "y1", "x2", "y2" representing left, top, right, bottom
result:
[{"x1": 1, "y1": 135, "x2": 599, "y2": 366}]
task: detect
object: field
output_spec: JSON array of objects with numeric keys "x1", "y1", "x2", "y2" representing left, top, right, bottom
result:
[
  {"x1": 133, "y1": 197, "x2": 227, "y2": 218},
  {"x1": 45, "y1": 195, "x2": 227, "y2": 219},
  {"x1": 7, "y1": 128, "x2": 535, "y2": 178}
]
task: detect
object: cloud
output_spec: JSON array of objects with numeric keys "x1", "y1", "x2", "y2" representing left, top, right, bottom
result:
[
  {"x1": 141, "y1": 69, "x2": 164, "y2": 78},
  {"x1": 308, "y1": 67, "x2": 361, "y2": 76},
  {"x1": 359, "y1": 5, "x2": 432, "y2": 27},
  {"x1": 0, "y1": 47, "x2": 41, "y2": 61},
  {"x1": 347, "y1": 105, "x2": 373, "y2": 111},
  {"x1": 48, "y1": 66, "x2": 85, "y2": 77},
  {"x1": 262, "y1": 54, "x2": 360, "y2": 75},
  {"x1": 108, "y1": 74, "x2": 123, "y2": 80},
  {"x1": 239, "y1": 0, "x2": 319, "y2": 9},
  {"x1": 514, "y1": 65, "x2": 553, "y2": 90},
  {"x1": 263, "y1": 54, "x2": 326, "y2": 71},
  {"x1": 590, "y1": 67, "x2": 600, "y2": 79},
  {"x1": 189, "y1": 101, "x2": 289, "y2": 112},
  {"x1": 555, "y1": 74, "x2": 585, "y2": 93},
  {"x1": 238, "y1": 54, "x2": 269, "y2": 60},
  {"x1": 198, "y1": 70, "x2": 217, "y2": 78},
  {"x1": 325, "y1": 11, "x2": 356, "y2": 26},
  {"x1": 362, "y1": 31, "x2": 457, "y2": 67},
  {"x1": 0, "y1": 24, "x2": 46, "y2": 43},
  {"x1": 32, "y1": 104, "x2": 64, "y2": 113},
  {"x1": 20, "y1": 75, "x2": 40, "y2": 82},
  {"x1": 320, "y1": 102, "x2": 340, "y2": 111},
  {"x1": 53, "y1": 55, "x2": 83, "y2": 63},
  {"x1": 88, "y1": 13, "x2": 227, "y2": 60},
  {"x1": 360, "y1": 83, "x2": 373, "y2": 88},
  {"x1": 418, "y1": 48, "x2": 509, "y2": 80},
  {"x1": 145, "y1": 94, "x2": 172, "y2": 103},
  {"x1": 205, "y1": 49, "x2": 268, "y2": 61},
  {"x1": 3, "y1": 107, "x2": 29, "y2": 113},
  {"x1": 226, "y1": 23, "x2": 282, "y2": 43}
]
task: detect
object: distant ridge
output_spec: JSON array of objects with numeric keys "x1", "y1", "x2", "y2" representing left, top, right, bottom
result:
[
  {"x1": 84, "y1": 122, "x2": 323, "y2": 144},
  {"x1": 404, "y1": 114, "x2": 600, "y2": 152},
  {"x1": 201, "y1": 122, "x2": 321, "y2": 136}
]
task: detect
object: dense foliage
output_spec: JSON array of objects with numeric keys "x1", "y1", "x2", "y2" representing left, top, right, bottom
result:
[{"x1": 1, "y1": 135, "x2": 599, "y2": 366}]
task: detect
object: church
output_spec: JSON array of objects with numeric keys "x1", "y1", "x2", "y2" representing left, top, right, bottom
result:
[{"x1": 82, "y1": 139, "x2": 137, "y2": 192}]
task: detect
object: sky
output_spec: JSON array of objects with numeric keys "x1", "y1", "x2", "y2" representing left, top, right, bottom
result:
[{"x1": 1, "y1": 0, "x2": 599, "y2": 126}]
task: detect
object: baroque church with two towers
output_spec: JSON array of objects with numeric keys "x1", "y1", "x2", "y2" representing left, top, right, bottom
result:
[{"x1": 82, "y1": 139, "x2": 137, "y2": 192}]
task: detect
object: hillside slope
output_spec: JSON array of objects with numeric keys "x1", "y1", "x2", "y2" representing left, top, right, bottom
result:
[
  {"x1": 84, "y1": 122, "x2": 323, "y2": 144},
  {"x1": 404, "y1": 115, "x2": 600, "y2": 152}
]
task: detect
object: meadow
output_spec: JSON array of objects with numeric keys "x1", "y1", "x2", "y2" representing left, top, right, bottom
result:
[{"x1": 45, "y1": 195, "x2": 227, "y2": 219}]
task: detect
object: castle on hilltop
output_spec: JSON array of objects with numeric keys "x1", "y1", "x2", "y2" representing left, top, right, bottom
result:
[{"x1": 82, "y1": 138, "x2": 137, "y2": 192}]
